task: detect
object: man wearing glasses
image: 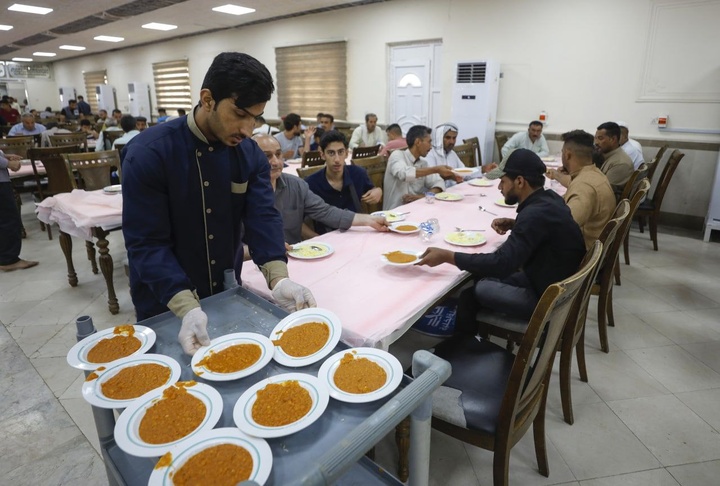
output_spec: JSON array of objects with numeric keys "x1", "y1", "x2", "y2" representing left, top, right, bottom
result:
[{"x1": 122, "y1": 52, "x2": 316, "y2": 356}]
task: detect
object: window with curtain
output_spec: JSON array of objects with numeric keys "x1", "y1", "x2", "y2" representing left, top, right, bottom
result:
[
  {"x1": 152, "y1": 59, "x2": 193, "y2": 116},
  {"x1": 275, "y1": 41, "x2": 347, "y2": 120},
  {"x1": 82, "y1": 70, "x2": 107, "y2": 114}
]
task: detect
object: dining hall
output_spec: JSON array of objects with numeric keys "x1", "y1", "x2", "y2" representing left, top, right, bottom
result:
[{"x1": 2, "y1": 0, "x2": 720, "y2": 485}]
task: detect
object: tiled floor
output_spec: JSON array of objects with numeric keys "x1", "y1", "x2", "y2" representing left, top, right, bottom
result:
[{"x1": 3, "y1": 193, "x2": 720, "y2": 485}]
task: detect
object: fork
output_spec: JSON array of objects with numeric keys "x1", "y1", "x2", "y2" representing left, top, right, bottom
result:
[
  {"x1": 290, "y1": 244, "x2": 324, "y2": 252},
  {"x1": 478, "y1": 205, "x2": 498, "y2": 216},
  {"x1": 455, "y1": 227, "x2": 486, "y2": 232}
]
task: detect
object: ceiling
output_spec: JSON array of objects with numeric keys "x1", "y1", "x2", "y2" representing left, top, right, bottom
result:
[{"x1": 0, "y1": 0, "x2": 387, "y2": 63}]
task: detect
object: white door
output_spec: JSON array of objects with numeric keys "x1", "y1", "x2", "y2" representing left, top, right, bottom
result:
[{"x1": 391, "y1": 60, "x2": 429, "y2": 135}]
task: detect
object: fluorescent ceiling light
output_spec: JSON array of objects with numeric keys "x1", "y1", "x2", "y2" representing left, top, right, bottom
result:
[
  {"x1": 59, "y1": 45, "x2": 86, "y2": 51},
  {"x1": 12, "y1": 57, "x2": 32, "y2": 62},
  {"x1": 142, "y1": 22, "x2": 177, "y2": 31},
  {"x1": 0, "y1": 24, "x2": 13, "y2": 31},
  {"x1": 212, "y1": 4, "x2": 255, "y2": 16},
  {"x1": 33, "y1": 51, "x2": 56, "y2": 57},
  {"x1": 8, "y1": 3, "x2": 53, "y2": 15},
  {"x1": 94, "y1": 35, "x2": 124, "y2": 43}
]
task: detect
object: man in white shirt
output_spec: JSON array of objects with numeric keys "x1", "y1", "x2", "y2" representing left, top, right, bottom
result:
[
  {"x1": 111, "y1": 115, "x2": 140, "y2": 149},
  {"x1": 349, "y1": 113, "x2": 387, "y2": 149},
  {"x1": 8, "y1": 113, "x2": 46, "y2": 136},
  {"x1": 618, "y1": 122, "x2": 644, "y2": 170},
  {"x1": 425, "y1": 122, "x2": 464, "y2": 188},
  {"x1": 501, "y1": 120, "x2": 550, "y2": 159}
]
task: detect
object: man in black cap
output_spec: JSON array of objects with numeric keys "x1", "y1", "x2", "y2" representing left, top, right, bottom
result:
[{"x1": 417, "y1": 149, "x2": 586, "y2": 336}]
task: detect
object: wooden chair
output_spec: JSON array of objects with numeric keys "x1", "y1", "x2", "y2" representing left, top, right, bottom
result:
[
  {"x1": 297, "y1": 165, "x2": 324, "y2": 179},
  {"x1": 613, "y1": 163, "x2": 648, "y2": 285},
  {"x1": 350, "y1": 155, "x2": 384, "y2": 169},
  {"x1": 49, "y1": 132, "x2": 89, "y2": 152},
  {"x1": 114, "y1": 143, "x2": 126, "y2": 155},
  {"x1": 431, "y1": 245, "x2": 598, "y2": 485},
  {"x1": 351, "y1": 144, "x2": 380, "y2": 160},
  {"x1": 645, "y1": 144, "x2": 669, "y2": 186},
  {"x1": 103, "y1": 130, "x2": 125, "y2": 150},
  {"x1": 615, "y1": 178, "x2": 652, "y2": 282},
  {"x1": 352, "y1": 156, "x2": 386, "y2": 214},
  {"x1": 300, "y1": 150, "x2": 324, "y2": 168},
  {"x1": 463, "y1": 136, "x2": 482, "y2": 166},
  {"x1": 64, "y1": 150, "x2": 121, "y2": 190},
  {"x1": 495, "y1": 133, "x2": 509, "y2": 157},
  {"x1": 0, "y1": 136, "x2": 34, "y2": 158},
  {"x1": 453, "y1": 143, "x2": 476, "y2": 168},
  {"x1": 635, "y1": 150, "x2": 684, "y2": 251}
]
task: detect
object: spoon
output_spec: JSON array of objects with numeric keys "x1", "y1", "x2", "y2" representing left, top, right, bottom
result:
[
  {"x1": 478, "y1": 205, "x2": 498, "y2": 216},
  {"x1": 455, "y1": 227, "x2": 486, "y2": 232}
]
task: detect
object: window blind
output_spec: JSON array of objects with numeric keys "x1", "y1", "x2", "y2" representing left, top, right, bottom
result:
[
  {"x1": 152, "y1": 59, "x2": 193, "y2": 115},
  {"x1": 82, "y1": 70, "x2": 106, "y2": 114}
]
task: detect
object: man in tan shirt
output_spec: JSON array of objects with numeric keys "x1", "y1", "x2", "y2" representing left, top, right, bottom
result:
[
  {"x1": 548, "y1": 130, "x2": 616, "y2": 249},
  {"x1": 595, "y1": 121, "x2": 634, "y2": 198}
]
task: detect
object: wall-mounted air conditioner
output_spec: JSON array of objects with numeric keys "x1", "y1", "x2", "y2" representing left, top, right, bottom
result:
[
  {"x1": 58, "y1": 86, "x2": 76, "y2": 106},
  {"x1": 450, "y1": 60, "x2": 500, "y2": 165},
  {"x1": 128, "y1": 82, "x2": 151, "y2": 117},
  {"x1": 96, "y1": 85, "x2": 116, "y2": 112}
]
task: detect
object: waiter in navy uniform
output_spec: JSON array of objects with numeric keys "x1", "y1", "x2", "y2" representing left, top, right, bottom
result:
[{"x1": 122, "y1": 52, "x2": 316, "y2": 355}]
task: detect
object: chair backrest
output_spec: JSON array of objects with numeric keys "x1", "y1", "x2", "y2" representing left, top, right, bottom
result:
[
  {"x1": 650, "y1": 149, "x2": 684, "y2": 208},
  {"x1": 462, "y1": 136, "x2": 482, "y2": 167},
  {"x1": 27, "y1": 146, "x2": 79, "y2": 199},
  {"x1": 297, "y1": 165, "x2": 324, "y2": 180},
  {"x1": 617, "y1": 178, "x2": 651, "y2": 248},
  {"x1": 499, "y1": 239, "x2": 599, "y2": 438},
  {"x1": 351, "y1": 155, "x2": 384, "y2": 169},
  {"x1": 495, "y1": 133, "x2": 509, "y2": 156},
  {"x1": 301, "y1": 150, "x2": 324, "y2": 168},
  {"x1": 64, "y1": 150, "x2": 121, "y2": 190},
  {"x1": 619, "y1": 163, "x2": 648, "y2": 201},
  {"x1": 452, "y1": 143, "x2": 476, "y2": 168},
  {"x1": 596, "y1": 199, "x2": 630, "y2": 287},
  {"x1": 104, "y1": 130, "x2": 125, "y2": 147},
  {"x1": 114, "y1": 143, "x2": 126, "y2": 155},
  {"x1": 646, "y1": 144, "x2": 669, "y2": 185},
  {"x1": 49, "y1": 132, "x2": 88, "y2": 152},
  {"x1": 0, "y1": 136, "x2": 34, "y2": 157},
  {"x1": 352, "y1": 144, "x2": 380, "y2": 160}
]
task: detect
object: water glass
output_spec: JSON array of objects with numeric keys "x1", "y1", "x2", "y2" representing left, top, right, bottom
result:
[{"x1": 425, "y1": 192, "x2": 435, "y2": 204}]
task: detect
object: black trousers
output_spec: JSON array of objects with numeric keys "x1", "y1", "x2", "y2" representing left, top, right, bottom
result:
[{"x1": 0, "y1": 182, "x2": 22, "y2": 266}]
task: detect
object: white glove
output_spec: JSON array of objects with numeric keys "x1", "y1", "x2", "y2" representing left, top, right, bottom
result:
[
  {"x1": 178, "y1": 307, "x2": 211, "y2": 356},
  {"x1": 271, "y1": 278, "x2": 317, "y2": 312}
]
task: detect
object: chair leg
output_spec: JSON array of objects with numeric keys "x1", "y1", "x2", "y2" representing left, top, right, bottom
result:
[
  {"x1": 614, "y1": 256, "x2": 621, "y2": 286},
  {"x1": 597, "y1": 291, "x2": 609, "y2": 353},
  {"x1": 559, "y1": 345, "x2": 574, "y2": 425},
  {"x1": 577, "y1": 326, "x2": 588, "y2": 383},
  {"x1": 649, "y1": 215, "x2": 659, "y2": 251},
  {"x1": 623, "y1": 232, "x2": 630, "y2": 265},
  {"x1": 493, "y1": 444, "x2": 512, "y2": 486},
  {"x1": 395, "y1": 417, "x2": 410, "y2": 483},
  {"x1": 638, "y1": 215, "x2": 645, "y2": 233},
  {"x1": 607, "y1": 285, "x2": 616, "y2": 328},
  {"x1": 86, "y1": 240, "x2": 99, "y2": 274},
  {"x1": 47, "y1": 223, "x2": 53, "y2": 240},
  {"x1": 532, "y1": 397, "x2": 550, "y2": 477}
]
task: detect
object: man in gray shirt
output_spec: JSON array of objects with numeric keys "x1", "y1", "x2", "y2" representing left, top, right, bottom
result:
[{"x1": 274, "y1": 112, "x2": 304, "y2": 160}]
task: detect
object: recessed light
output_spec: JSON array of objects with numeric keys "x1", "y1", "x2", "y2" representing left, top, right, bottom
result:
[
  {"x1": 59, "y1": 45, "x2": 86, "y2": 51},
  {"x1": 12, "y1": 57, "x2": 32, "y2": 62},
  {"x1": 94, "y1": 35, "x2": 124, "y2": 43},
  {"x1": 33, "y1": 51, "x2": 56, "y2": 57},
  {"x1": 212, "y1": 4, "x2": 255, "y2": 16},
  {"x1": 142, "y1": 22, "x2": 177, "y2": 31},
  {"x1": 8, "y1": 3, "x2": 53, "y2": 15},
  {"x1": 0, "y1": 24, "x2": 13, "y2": 31}
]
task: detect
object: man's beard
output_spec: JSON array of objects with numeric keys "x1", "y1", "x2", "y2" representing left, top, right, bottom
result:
[{"x1": 504, "y1": 193, "x2": 519, "y2": 206}]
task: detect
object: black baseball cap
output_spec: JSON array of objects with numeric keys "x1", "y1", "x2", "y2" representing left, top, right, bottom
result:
[{"x1": 486, "y1": 148, "x2": 546, "y2": 180}]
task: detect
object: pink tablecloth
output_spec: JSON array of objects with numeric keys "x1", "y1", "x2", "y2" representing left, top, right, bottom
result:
[
  {"x1": 9, "y1": 161, "x2": 45, "y2": 179},
  {"x1": 35, "y1": 189, "x2": 122, "y2": 240}
]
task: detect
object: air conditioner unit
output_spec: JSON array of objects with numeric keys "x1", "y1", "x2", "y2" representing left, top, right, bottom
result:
[
  {"x1": 95, "y1": 85, "x2": 116, "y2": 112},
  {"x1": 128, "y1": 82, "x2": 152, "y2": 117},
  {"x1": 58, "y1": 86, "x2": 76, "y2": 106},
  {"x1": 450, "y1": 60, "x2": 500, "y2": 165}
]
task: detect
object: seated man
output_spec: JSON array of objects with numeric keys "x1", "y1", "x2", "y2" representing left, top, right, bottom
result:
[
  {"x1": 595, "y1": 121, "x2": 634, "y2": 197},
  {"x1": 618, "y1": 122, "x2": 644, "y2": 170},
  {"x1": 254, "y1": 134, "x2": 388, "y2": 244},
  {"x1": 252, "y1": 116, "x2": 280, "y2": 136},
  {"x1": 111, "y1": 115, "x2": 140, "y2": 149},
  {"x1": 77, "y1": 119, "x2": 97, "y2": 139},
  {"x1": 61, "y1": 100, "x2": 79, "y2": 121},
  {"x1": 274, "y1": 112, "x2": 304, "y2": 159},
  {"x1": 547, "y1": 130, "x2": 615, "y2": 249},
  {"x1": 319, "y1": 113, "x2": 334, "y2": 132},
  {"x1": 417, "y1": 149, "x2": 585, "y2": 334},
  {"x1": 501, "y1": 120, "x2": 549, "y2": 159},
  {"x1": 135, "y1": 116, "x2": 148, "y2": 132},
  {"x1": 379, "y1": 123, "x2": 406, "y2": 157},
  {"x1": 306, "y1": 130, "x2": 382, "y2": 234},
  {"x1": 425, "y1": 122, "x2": 465, "y2": 188},
  {"x1": 349, "y1": 113, "x2": 387, "y2": 149},
  {"x1": 156, "y1": 108, "x2": 169, "y2": 123},
  {"x1": 383, "y1": 125, "x2": 460, "y2": 210},
  {"x1": 8, "y1": 113, "x2": 46, "y2": 136}
]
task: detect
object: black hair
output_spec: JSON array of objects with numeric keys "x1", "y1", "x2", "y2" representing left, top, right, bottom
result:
[
  {"x1": 112, "y1": 109, "x2": 122, "y2": 115},
  {"x1": 283, "y1": 113, "x2": 301, "y2": 131},
  {"x1": 68, "y1": 99, "x2": 77, "y2": 105},
  {"x1": 319, "y1": 130, "x2": 347, "y2": 150},
  {"x1": 79, "y1": 119, "x2": 92, "y2": 127},
  {"x1": 77, "y1": 96, "x2": 84, "y2": 100},
  {"x1": 177, "y1": 109, "x2": 186, "y2": 116},
  {"x1": 406, "y1": 125, "x2": 431, "y2": 148},
  {"x1": 386, "y1": 123, "x2": 402, "y2": 136},
  {"x1": 136, "y1": 116, "x2": 147, "y2": 122},
  {"x1": 597, "y1": 121, "x2": 621, "y2": 141},
  {"x1": 314, "y1": 127, "x2": 325, "y2": 140},
  {"x1": 529, "y1": 120, "x2": 543, "y2": 128},
  {"x1": 562, "y1": 129, "x2": 594, "y2": 159},
  {"x1": 120, "y1": 115, "x2": 137, "y2": 132},
  {"x1": 157, "y1": 108, "x2": 166, "y2": 114},
  {"x1": 365, "y1": 113, "x2": 377, "y2": 123},
  {"x1": 201, "y1": 52, "x2": 274, "y2": 110},
  {"x1": 320, "y1": 113, "x2": 334, "y2": 123}
]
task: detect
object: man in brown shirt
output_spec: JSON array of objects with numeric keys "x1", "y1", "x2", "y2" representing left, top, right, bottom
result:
[
  {"x1": 548, "y1": 130, "x2": 616, "y2": 249},
  {"x1": 595, "y1": 121, "x2": 634, "y2": 197}
]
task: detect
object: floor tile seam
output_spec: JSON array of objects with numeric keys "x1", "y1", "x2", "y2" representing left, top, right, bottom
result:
[
  {"x1": 623, "y1": 344, "x2": 720, "y2": 392},
  {"x1": 573, "y1": 466, "x2": 677, "y2": 484},
  {"x1": 583, "y1": 349, "x2": 674, "y2": 399},
  {"x1": 28, "y1": 355, "x2": 83, "y2": 397},
  {"x1": 674, "y1": 387, "x2": 720, "y2": 435},
  {"x1": 600, "y1": 398, "x2": 667, "y2": 468}
]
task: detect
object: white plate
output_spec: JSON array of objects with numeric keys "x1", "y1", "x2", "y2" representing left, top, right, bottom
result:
[
  {"x1": 81, "y1": 354, "x2": 181, "y2": 409},
  {"x1": 270, "y1": 308, "x2": 342, "y2": 367},
  {"x1": 371, "y1": 210, "x2": 406, "y2": 223},
  {"x1": 114, "y1": 382, "x2": 223, "y2": 457},
  {"x1": 389, "y1": 221, "x2": 421, "y2": 235},
  {"x1": 380, "y1": 250, "x2": 421, "y2": 267},
  {"x1": 103, "y1": 184, "x2": 122, "y2": 194},
  {"x1": 468, "y1": 178, "x2": 493, "y2": 187},
  {"x1": 286, "y1": 158, "x2": 302, "y2": 164},
  {"x1": 318, "y1": 348, "x2": 403, "y2": 403},
  {"x1": 149, "y1": 427, "x2": 272, "y2": 486},
  {"x1": 435, "y1": 192, "x2": 464, "y2": 202},
  {"x1": 453, "y1": 167, "x2": 477, "y2": 176},
  {"x1": 233, "y1": 373, "x2": 329, "y2": 438},
  {"x1": 287, "y1": 242, "x2": 334, "y2": 260},
  {"x1": 67, "y1": 325, "x2": 157, "y2": 370},
  {"x1": 444, "y1": 231, "x2": 487, "y2": 247},
  {"x1": 541, "y1": 156, "x2": 557, "y2": 162},
  {"x1": 191, "y1": 333, "x2": 274, "y2": 381},
  {"x1": 494, "y1": 197, "x2": 518, "y2": 208}
]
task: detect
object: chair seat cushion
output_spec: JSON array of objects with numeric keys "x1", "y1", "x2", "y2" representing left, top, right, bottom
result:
[
  {"x1": 477, "y1": 311, "x2": 529, "y2": 335},
  {"x1": 638, "y1": 199, "x2": 654, "y2": 211},
  {"x1": 432, "y1": 336, "x2": 515, "y2": 435}
]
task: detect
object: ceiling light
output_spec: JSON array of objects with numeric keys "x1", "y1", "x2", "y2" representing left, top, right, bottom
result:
[
  {"x1": 59, "y1": 45, "x2": 86, "y2": 51},
  {"x1": 12, "y1": 57, "x2": 32, "y2": 62},
  {"x1": 33, "y1": 51, "x2": 56, "y2": 57},
  {"x1": 0, "y1": 25, "x2": 13, "y2": 31},
  {"x1": 94, "y1": 35, "x2": 124, "y2": 43},
  {"x1": 212, "y1": 4, "x2": 255, "y2": 16},
  {"x1": 142, "y1": 22, "x2": 177, "y2": 31},
  {"x1": 8, "y1": 3, "x2": 53, "y2": 15}
]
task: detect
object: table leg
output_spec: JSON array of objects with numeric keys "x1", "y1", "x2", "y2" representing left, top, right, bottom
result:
[
  {"x1": 94, "y1": 228, "x2": 119, "y2": 314},
  {"x1": 396, "y1": 416, "x2": 410, "y2": 482},
  {"x1": 59, "y1": 231, "x2": 78, "y2": 287},
  {"x1": 86, "y1": 240, "x2": 99, "y2": 274}
]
